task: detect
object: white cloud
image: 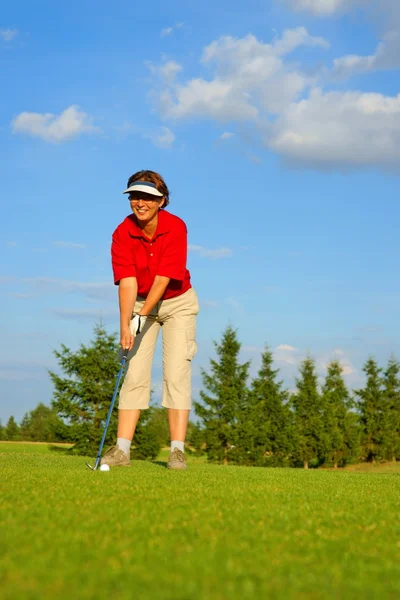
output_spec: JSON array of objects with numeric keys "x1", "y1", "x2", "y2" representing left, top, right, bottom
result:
[
  {"x1": 161, "y1": 27, "x2": 173, "y2": 37},
  {"x1": 281, "y1": 0, "x2": 367, "y2": 16},
  {"x1": 189, "y1": 245, "x2": 233, "y2": 259},
  {"x1": 277, "y1": 344, "x2": 297, "y2": 351},
  {"x1": 146, "y1": 60, "x2": 183, "y2": 88},
  {"x1": 161, "y1": 23, "x2": 184, "y2": 37},
  {"x1": 0, "y1": 28, "x2": 18, "y2": 42},
  {"x1": 156, "y1": 28, "x2": 328, "y2": 120},
  {"x1": 12, "y1": 105, "x2": 99, "y2": 143},
  {"x1": 150, "y1": 23, "x2": 400, "y2": 171},
  {"x1": 274, "y1": 344, "x2": 300, "y2": 365},
  {"x1": 161, "y1": 61, "x2": 183, "y2": 84},
  {"x1": 269, "y1": 88, "x2": 400, "y2": 170},
  {"x1": 144, "y1": 126, "x2": 175, "y2": 148},
  {"x1": 273, "y1": 344, "x2": 358, "y2": 385},
  {"x1": 321, "y1": 348, "x2": 355, "y2": 376},
  {"x1": 333, "y1": 31, "x2": 400, "y2": 78},
  {"x1": 220, "y1": 131, "x2": 234, "y2": 140}
]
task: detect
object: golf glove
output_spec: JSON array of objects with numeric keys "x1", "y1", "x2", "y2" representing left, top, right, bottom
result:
[{"x1": 129, "y1": 313, "x2": 147, "y2": 336}]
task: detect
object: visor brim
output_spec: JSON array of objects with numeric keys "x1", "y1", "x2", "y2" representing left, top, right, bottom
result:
[{"x1": 123, "y1": 184, "x2": 163, "y2": 197}]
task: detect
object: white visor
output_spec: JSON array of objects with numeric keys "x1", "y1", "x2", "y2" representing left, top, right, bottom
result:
[{"x1": 123, "y1": 180, "x2": 163, "y2": 197}]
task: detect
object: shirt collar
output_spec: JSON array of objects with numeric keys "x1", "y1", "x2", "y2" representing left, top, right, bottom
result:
[{"x1": 127, "y1": 210, "x2": 170, "y2": 239}]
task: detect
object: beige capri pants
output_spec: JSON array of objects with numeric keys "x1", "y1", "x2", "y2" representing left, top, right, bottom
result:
[{"x1": 119, "y1": 287, "x2": 199, "y2": 411}]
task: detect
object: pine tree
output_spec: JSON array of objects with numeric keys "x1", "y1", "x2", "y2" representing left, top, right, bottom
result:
[
  {"x1": 355, "y1": 358, "x2": 387, "y2": 462},
  {"x1": 291, "y1": 357, "x2": 322, "y2": 469},
  {"x1": 19, "y1": 403, "x2": 65, "y2": 442},
  {"x1": 320, "y1": 361, "x2": 359, "y2": 468},
  {"x1": 5, "y1": 416, "x2": 20, "y2": 441},
  {"x1": 382, "y1": 356, "x2": 400, "y2": 461},
  {"x1": 146, "y1": 407, "x2": 170, "y2": 448},
  {"x1": 238, "y1": 347, "x2": 291, "y2": 466},
  {"x1": 131, "y1": 407, "x2": 162, "y2": 460},
  {"x1": 0, "y1": 421, "x2": 5, "y2": 440},
  {"x1": 49, "y1": 325, "x2": 123, "y2": 455},
  {"x1": 186, "y1": 422, "x2": 205, "y2": 456},
  {"x1": 194, "y1": 326, "x2": 250, "y2": 464}
]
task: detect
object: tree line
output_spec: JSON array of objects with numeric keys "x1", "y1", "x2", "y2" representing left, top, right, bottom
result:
[
  {"x1": 196, "y1": 326, "x2": 400, "y2": 468},
  {"x1": 2, "y1": 324, "x2": 399, "y2": 468}
]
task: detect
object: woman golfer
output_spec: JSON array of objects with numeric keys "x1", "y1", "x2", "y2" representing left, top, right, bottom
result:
[{"x1": 101, "y1": 170, "x2": 199, "y2": 470}]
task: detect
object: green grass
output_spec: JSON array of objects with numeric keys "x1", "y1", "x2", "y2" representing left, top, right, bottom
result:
[
  {"x1": 2, "y1": 448, "x2": 400, "y2": 599},
  {"x1": 0, "y1": 441, "x2": 73, "y2": 454}
]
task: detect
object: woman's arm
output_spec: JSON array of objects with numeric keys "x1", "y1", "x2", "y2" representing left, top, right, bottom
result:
[
  {"x1": 119, "y1": 277, "x2": 138, "y2": 350},
  {"x1": 139, "y1": 275, "x2": 170, "y2": 316}
]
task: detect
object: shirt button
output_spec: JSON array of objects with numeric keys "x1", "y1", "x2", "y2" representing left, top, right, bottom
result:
[{"x1": 150, "y1": 253, "x2": 153, "y2": 256}]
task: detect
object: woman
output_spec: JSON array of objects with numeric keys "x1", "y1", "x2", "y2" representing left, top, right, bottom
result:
[{"x1": 101, "y1": 170, "x2": 199, "y2": 470}]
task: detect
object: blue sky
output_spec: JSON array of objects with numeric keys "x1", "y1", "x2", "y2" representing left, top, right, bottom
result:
[{"x1": 1, "y1": 0, "x2": 400, "y2": 423}]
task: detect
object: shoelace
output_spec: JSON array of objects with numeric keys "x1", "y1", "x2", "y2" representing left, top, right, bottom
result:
[
  {"x1": 105, "y1": 446, "x2": 119, "y2": 457},
  {"x1": 172, "y1": 450, "x2": 185, "y2": 462}
]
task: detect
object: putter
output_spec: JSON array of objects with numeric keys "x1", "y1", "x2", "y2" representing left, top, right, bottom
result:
[{"x1": 86, "y1": 347, "x2": 129, "y2": 471}]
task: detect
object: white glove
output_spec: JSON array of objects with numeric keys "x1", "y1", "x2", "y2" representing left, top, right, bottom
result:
[{"x1": 129, "y1": 313, "x2": 147, "y2": 336}]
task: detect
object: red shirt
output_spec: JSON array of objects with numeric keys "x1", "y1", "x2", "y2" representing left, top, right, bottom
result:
[{"x1": 111, "y1": 210, "x2": 192, "y2": 300}]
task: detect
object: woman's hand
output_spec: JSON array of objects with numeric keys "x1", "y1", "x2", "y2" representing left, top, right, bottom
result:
[{"x1": 120, "y1": 325, "x2": 134, "y2": 351}]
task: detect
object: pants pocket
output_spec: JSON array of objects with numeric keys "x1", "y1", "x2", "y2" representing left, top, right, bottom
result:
[{"x1": 186, "y1": 331, "x2": 198, "y2": 361}]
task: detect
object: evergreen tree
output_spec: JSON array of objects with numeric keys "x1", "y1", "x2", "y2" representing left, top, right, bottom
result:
[
  {"x1": 0, "y1": 420, "x2": 6, "y2": 440},
  {"x1": 146, "y1": 407, "x2": 170, "y2": 448},
  {"x1": 342, "y1": 410, "x2": 361, "y2": 466},
  {"x1": 131, "y1": 407, "x2": 162, "y2": 461},
  {"x1": 5, "y1": 416, "x2": 20, "y2": 441},
  {"x1": 291, "y1": 357, "x2": 322, "y2": 469},
  {"x1": 49, "y1": 325, "x2": 123, "y2": 455},
  {"x1": 382, "y1": 356, "x2": 400, "y2": 461},
  {"x1": 186, "y1": 422, "x2": 205, "y2": 455},
  {"x1": 355, "y1": 358, "x2": 391, "y2": 462},
  {"x1": 237, "y1": 347, "x2": 292, "y2": 466},
  {"x1": 194, "y1": 326, "x2": 250, "y2": 464},
  {"x1": 19, "y1": 403, "x2": 65, "y2": 442},
  {"x1": 320, "y1": 361, "x2": 359, "y2": 468},
  {"x1": 355, "y1": 358, "x2": 387, "y2": 462}
]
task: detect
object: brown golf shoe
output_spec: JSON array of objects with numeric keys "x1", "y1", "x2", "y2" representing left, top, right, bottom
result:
[
  {"x1": 167, "y1": 448, "x2": 187, "y2": 470},
  {"x1": 100, "y1": 446, "x2": 130, "y2": 467}
]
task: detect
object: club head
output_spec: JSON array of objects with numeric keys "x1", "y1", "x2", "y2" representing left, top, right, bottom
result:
[{"x1": 86, "y1": 462, "x2": 97, "y2": 471}]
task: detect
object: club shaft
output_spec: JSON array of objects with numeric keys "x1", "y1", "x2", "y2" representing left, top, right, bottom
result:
[{"x1": 93, "y1": 351, "x2": 128, "y2": 469}]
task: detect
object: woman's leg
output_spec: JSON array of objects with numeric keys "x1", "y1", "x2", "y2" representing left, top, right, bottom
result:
[
  {"x1": 118, "y1": 409, "x2": 141, "y2": 440},
  {"x1": 168, "y1": 408, "x2": 190, "y2": 442},
  {"x1": 160, "y1": 289, "x2": 199, "y2": 467}
]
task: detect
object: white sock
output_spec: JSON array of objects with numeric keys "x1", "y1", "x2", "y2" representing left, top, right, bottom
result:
[
  {"x1": 117, "y1": 437, "x2": 131, "y2": 456},
  {"x1": 171, "y1": 440, "x2": 184, "y2": 453}
]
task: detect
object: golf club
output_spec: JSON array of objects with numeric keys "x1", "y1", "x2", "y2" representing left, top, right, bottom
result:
[{"x1": 86, "y1": 347, "x2": 129, "y2": 471}]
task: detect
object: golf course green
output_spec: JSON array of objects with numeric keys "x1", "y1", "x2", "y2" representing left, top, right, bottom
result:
[{"x1": 1, "y1": 444, "x2": 400, "y2": 599}]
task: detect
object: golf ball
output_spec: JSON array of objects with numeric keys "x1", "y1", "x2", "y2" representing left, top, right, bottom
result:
[{"x1": 99, "y1": 464, "x2": 110, "y2": 472}]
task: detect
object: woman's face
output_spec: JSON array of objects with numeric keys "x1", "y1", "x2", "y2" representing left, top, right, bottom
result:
[{"x1": 128, "y1": 191, "x2": 164, "y2": 225}]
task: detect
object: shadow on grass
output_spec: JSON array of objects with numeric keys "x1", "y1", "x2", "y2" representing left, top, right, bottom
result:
[
  {"x1": 151, "y1": 460, "x2": 168, "y2": 469},
  {"x1": 49, "y1": 444, "x2": 71, "y2": 454}
]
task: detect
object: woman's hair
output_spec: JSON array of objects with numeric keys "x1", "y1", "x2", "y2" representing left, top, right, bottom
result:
[{"x1": 127, "y1": 170, "x2": 170, "y2": 208}]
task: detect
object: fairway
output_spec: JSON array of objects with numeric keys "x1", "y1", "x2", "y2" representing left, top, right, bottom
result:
[{"x1": 2, "y1": 450, "x2": 400, "y2": 599}]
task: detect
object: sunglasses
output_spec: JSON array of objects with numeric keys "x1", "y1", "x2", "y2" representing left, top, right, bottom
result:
[{"x1": 128, "y1": 195, "x2": 161, "y2": 204}]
